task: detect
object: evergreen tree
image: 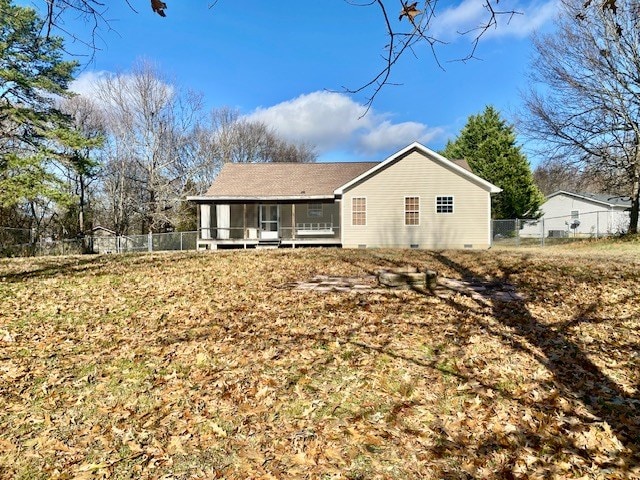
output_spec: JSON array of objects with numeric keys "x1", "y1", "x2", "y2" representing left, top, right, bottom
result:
[
  {"x1": 0, "y1": 0, "x2": 81, "y2": 240},
  {"x1": 442, "y1": 106, "x2": 544, "y2": 219}
]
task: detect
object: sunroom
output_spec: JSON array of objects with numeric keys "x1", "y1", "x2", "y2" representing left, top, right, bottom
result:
[{"x1": 191, "y1": 199, "x2": 341, "y2": 249}]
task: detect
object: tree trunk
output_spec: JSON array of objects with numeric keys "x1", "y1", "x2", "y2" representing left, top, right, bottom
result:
[
  {"x1": 78, "y1": 172, "x2": 85, "y2": 234},
  {"x1": 629, "y1": 175, "x2": 639, "y2": 234}
]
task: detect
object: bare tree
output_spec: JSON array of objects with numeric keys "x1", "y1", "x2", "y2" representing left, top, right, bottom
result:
[
  {"x1": 186, "y1": 107, "x2": 316, "y2": 193},
  {"x1": 92, "y1": 61, "x2": 203, "y2": 233},
  {"x1": 521, "y1": 0, "x2": 640, "y2": 233},
  {"x1": 533, "y1": 157, "x2": 609, "y2": 196}
]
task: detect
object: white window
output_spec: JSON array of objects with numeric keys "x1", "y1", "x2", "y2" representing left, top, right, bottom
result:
[
  {"x1": 571, "y1": 210, "x2": 579, "y2": 219},
  {"x1": 352, "y1": 197, "x2": 366, "y2": 226},
  {"x1": 405, "y1": 196, "x2": 420, "y2": 225},
  {"x1": 436, "y1": 196, "x2": 454, "y2": 214},
  {"x1": 308, "y1": 203, "x2": 323, "y2": 217}
]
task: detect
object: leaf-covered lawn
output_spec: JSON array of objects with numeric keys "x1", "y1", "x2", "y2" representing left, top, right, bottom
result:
[{"x1": 0, "y1": 248, "x2": 638, "y2": 479}]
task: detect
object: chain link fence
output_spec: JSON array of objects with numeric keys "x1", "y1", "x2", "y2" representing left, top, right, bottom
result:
[
  {"x1": 1, "y1": 212, "x2": 631, "y2": 257},
  {"x1": 0, "y1": 229, "x2": 198, "y2": 257},
  {"x1": 91, "y1": 231, "x2": 197, "y2": 254},
  {"x1": 0, "y1": 228, "x2": 32, "y2": 256},
  {"x1": 492, "y1": 209, "x2": 630, "y2": 248}
]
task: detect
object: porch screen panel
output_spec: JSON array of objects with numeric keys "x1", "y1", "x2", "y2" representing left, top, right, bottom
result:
[{"x1": 216, "y1": 204, "x2": 230, "y2": 239}]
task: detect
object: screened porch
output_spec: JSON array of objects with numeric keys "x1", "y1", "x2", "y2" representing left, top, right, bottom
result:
[{"x1": 196, "y1": 201, "x2": 341, "y2": 249}]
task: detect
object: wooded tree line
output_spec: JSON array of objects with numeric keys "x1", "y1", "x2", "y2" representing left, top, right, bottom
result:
[{"x1": 0, "y1": 1, "x2": 314, "y2": 243}]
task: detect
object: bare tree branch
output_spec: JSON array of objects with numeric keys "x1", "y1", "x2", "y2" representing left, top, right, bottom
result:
[
  {"x1": 341, "y1": 1, "x2": 520, "y2": 115},
  {"x1": 39, "y1": 1, "x2": 523, "y2": 112}
]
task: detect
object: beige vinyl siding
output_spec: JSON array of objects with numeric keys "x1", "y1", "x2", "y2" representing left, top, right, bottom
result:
[{"x1": 341, "y1": 151, "x2": 492, "y2": 249}]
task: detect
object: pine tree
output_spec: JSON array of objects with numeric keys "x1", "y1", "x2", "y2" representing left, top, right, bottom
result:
[
  {"x1": 0, "y1": 0, "x2": 81, "y2": 240},
  {"x1": 442, "y1": 106, "x2": 544, "y2": 219}
]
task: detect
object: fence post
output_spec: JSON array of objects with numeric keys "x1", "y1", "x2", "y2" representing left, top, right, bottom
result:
[
  {"x1": 180, "y1": 232, "x2": 183, "y2": 251},
  {"x1": 596, "y1": 212, "x2": 600, "y2": 239},
  {"x1": 515, "y1": 219, "x2": 520, "y2": 247},
  {"x1": 148, "y1": 232, "x2": 153, "y2": 252},
  {"x1": 541, "y1": 218, "x2": 545, "y2": 247}
]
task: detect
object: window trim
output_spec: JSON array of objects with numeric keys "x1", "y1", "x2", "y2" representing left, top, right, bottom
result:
[
  {"x1": 436, "y1": 195, "x2": 455, "y2": 214},
  {"x1": 404, "y1": 195, "x2": 420, "y2": 226},
  {"x1": 308, "y1": 203, "x2": 323, "y2": 217},
  {"x1": 351, "y1": 196, "x2": 367, "y2": 226}
]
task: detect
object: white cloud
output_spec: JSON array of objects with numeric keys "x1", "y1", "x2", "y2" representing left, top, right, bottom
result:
[
  {"x1": 247, "y1": 91, "x2": 443, "y2": 159},
  {"x1": 430, "y1": 0, "x2": 559, "y2": 41},
  {"x1": 69, "y1": 71, "x2": 110, "y2": 97},
  {"x1": 359, "y1": 121, "x2": 443, "y2": 153},
  {"x1": 247, "y1": 91, "x2": 368, "y2": 151},
  {"x1": 70, "y1": 70, "x2": 176, "y2": 115}
]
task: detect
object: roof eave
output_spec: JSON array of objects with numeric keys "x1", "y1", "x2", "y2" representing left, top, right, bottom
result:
[{"x1": 187, "y1": 194, "x2": 336, "y2": 202}]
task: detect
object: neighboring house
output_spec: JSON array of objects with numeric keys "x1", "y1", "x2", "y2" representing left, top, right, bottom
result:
[
  {"x1": 187, "y1": 142, "x2": 502, "y2": 249},
  {"x1": 521, "y1": 190, "x2": 631, "y2": 238},
  {"x1": 91, "y1": 226, "x2": 119, "y2": 254},
  {"x1": 90, "y1": 226, "x2": 136, "y2": 253}
]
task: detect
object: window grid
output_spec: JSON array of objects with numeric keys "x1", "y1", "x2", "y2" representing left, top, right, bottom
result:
[
  {"x1": 571, "y1": 210, "x2": 579, "y2": 219},
  {"x1": 352, "y1": 197, "x2": 366, "y2": 226},
  {"x1": 405, "y1": 196, "x2": 420, "y2": 225},
  {"x1": 436, "y1": 196, "x2": 454, "y2": 214},
  {"x1": 308, "y1": 203, "x2": 323, "y2": 217}
]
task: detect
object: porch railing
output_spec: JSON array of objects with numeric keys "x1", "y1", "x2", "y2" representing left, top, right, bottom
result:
[{"x1": 199, "y1": 224, "x2": 340, "y2": 241}]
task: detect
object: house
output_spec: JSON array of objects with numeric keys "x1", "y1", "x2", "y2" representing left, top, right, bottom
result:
[
  {"x1": 521, "y1": 190, "x2": 631, "y2": 238},
  {"x1": 187, "y1": 142, "x2": 502, "y2": 249},
  {"x1": 90, "y1": 226, "x2": 119, "y2": 254},
  {"x1": 90, "y1": 226, "x2": 138, "y2": 253}
]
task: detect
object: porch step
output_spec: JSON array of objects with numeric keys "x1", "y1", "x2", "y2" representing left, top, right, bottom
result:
[{"x1": 257, "y1": 239, "x2": 281, "y2": 249}]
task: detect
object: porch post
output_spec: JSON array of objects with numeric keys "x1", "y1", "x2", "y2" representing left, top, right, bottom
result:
[
  {"x1": 200, "y1": 204, "x2": 211, "y2": 240},
  {"x1": 291, "y1": 204, "x2": 296, "y2": 240},
  {"x1": 196, "y1": 203, "x2": 200, "y2": 238},
  {"x1": 243, "y1": 204, "x2": 247, "y2": 239}
]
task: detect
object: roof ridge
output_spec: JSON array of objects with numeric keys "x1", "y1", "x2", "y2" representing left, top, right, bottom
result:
[{"x1": 224, "y1": 161, "x2": 380, "y2": 166}]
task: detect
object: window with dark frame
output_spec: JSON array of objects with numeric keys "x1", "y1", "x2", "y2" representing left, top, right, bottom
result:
[
  {"x1": 436, "y1": 196, "x2": 454, "y2": 214},
  {"x1": 352, "y1": 197, "x2": 366, "y2": 226},
  {"x1": 405, "y1": 196, "x2": 419, "y2": 225}
]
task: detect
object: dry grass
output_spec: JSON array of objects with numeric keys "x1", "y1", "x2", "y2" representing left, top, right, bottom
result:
[{"x1": 0, "y1": 247, "x2": 639, "y2": 479}]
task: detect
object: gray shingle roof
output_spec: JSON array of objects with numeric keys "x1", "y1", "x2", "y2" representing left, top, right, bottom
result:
[
  {"x1": 577, "y1": 192, "x2": 631, "y2": 207},
  {"x1": 549, "y1": 190, "x2": 631, "y2": 207},
  {"x1": 204, "y1": 162, "x2": 378, "y2": 198},
  {"x1": 451, "y1": 159, "x2": 472, "y2": 172}
]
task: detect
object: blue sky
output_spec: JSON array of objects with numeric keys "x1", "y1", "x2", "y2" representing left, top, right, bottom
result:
[{"x1": 28, "y1": 0, "x2": 559, "y2": 163}]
